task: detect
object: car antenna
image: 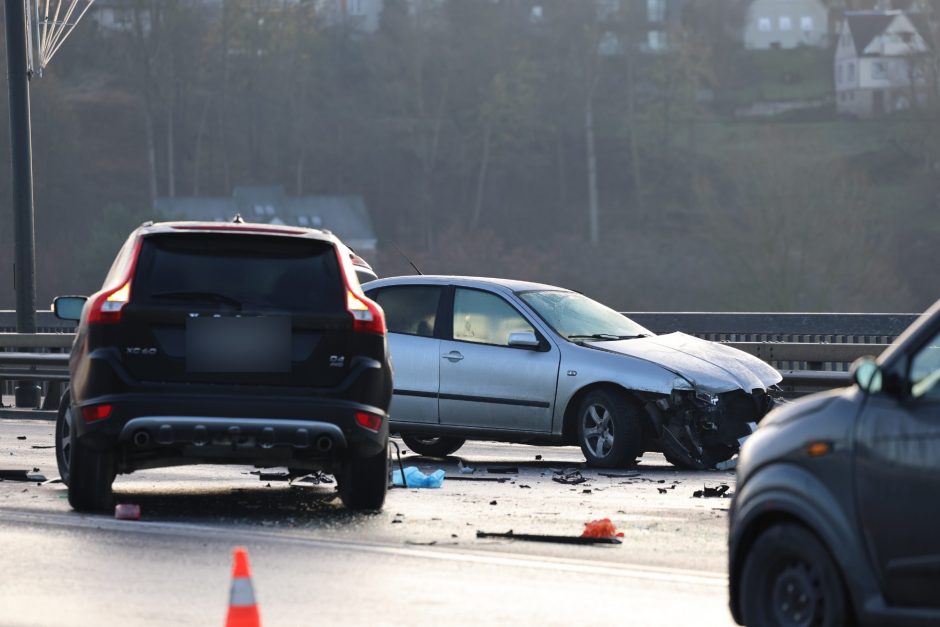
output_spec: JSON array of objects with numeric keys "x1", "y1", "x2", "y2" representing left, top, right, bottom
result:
[{"x1": 390, "y1": 241, "x2": 423, "y2": 275}]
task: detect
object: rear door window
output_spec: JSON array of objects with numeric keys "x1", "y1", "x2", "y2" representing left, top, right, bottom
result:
[
  {"x1": 133, "y1": 233, "x2": 343, "y2": 312},
  {"x1": 372, "y1": 286, "x2": 442, "y2": 337}
]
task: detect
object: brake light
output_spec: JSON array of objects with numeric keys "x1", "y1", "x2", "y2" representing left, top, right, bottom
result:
[
  {"x1": 81, "y1": 404, "x2": 112, "y2": 422},
  {"x1": 336, "y1": 247, "x2": 385, "y2": 335},
  {"x1": 355, "y1": 411, "x2": 383, "y2": 432}
]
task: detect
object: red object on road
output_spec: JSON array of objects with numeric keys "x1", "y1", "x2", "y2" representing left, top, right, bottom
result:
[
  {"x1": 226, "y1": 547, "x2": 261, "y2": 627},
  {"x1": 581, "y1": 518, "x2": 624, "y2": 539},
  {"x1": 114, "y1": 503, "x2": 140, "y2": 520}
]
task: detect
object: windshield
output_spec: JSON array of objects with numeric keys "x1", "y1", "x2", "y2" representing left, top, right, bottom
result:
[{"x1": 519, "y1": 291, "x2": 652, "y2": 341}]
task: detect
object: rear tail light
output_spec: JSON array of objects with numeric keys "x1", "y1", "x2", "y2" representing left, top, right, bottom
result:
[
  {"x1": 87, "y1": 281, "x2": 131, "y2": 324},
  {"x1": 81, "y1": 404, "x2": 113, "y2": 422},
  {"x1": 87, "y1": 236, "x2": 143, "y2": 325},
  {"x1": 355, "y1": 411, "x2": 383, "y2": 432},
  {"x1": 336, "y1": 247, "x2": 385, "y2": 335}
]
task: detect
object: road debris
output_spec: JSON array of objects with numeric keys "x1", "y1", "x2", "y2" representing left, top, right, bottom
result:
[
  {"x1": 657, "y1": 485, "x2": 677, "y2": 494},
  {"x1": 476, "y1": 529, "x2": 622, "y2": 545},
  {"x1": 30, "y1": 445, "x2": 55, "y2": 449},
  {"x1": 486, "y1": 466, "x2": 518, "y2": 474},
  {"x1": 16, "y1": 436, "x2": 26, "y2": 440},
  {"x1": 534, "y1": 455, "x2": 542, "y2": 461},
  {"x1": 114, "y1": 503, "x2": 141, "y2": 520},
  {"x1": 552, "y1": 469, "x2": 587, "y2": 485},
  {"x1": 0, "y1": 469, "x2": 46, "y2": 482},
  {"x1": 447, "y1": 476, "x2": 508, "y2": 483},
  {"x1": 599, "y1": 471, "x2": 640, "y2": 478},
  {"x1": 693, "y1": 484, "x2": 732, "y2": 498},
  {"x1": 715, "y1": 457, "x2": 738, "y2": 471},
  {"x1": 489, "y1": 500, "x2": 498, "y2": 505},
  {"x1": 41, "y1": 477, "x2": 63, "y2": 485},
  {"x1": 581, "y1": 518, "x2": 624, "y2": 539},
  {"x1": 250, "y1": 470, "x2": 290, "y2": 481},
  {"x1": 294, "y1": 471, "x2": 333, "y2": 485},
  {"x1": 457, "y1": 460, "x2": 475, "y2": 474},
  {"x1": 391, "y1": 467, "x2": 445, "y2": 488}
]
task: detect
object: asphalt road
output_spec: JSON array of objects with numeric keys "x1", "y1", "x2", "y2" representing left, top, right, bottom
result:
[{"x1": 0, "y1": 419, "x2": 738, "y2": 626}]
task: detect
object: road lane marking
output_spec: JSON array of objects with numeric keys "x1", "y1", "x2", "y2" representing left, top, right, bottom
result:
[{"x1": 0, "y1": 507, "x2": 725, "y2": 588}]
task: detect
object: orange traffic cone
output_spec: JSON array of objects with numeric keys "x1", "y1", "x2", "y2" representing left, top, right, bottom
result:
[{"x1": 225, "y1": 547, "x2": 261, "y2": 627}]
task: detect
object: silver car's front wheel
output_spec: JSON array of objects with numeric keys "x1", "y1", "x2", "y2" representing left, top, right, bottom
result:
[{"x1": 577, "y1": 389, "x2": 643, "y2": 468}]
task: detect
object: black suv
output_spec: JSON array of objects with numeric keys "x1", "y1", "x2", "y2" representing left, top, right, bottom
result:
[
  {"x1": 728, "y1": 298, "x2": 940, "y2": 626},
  {"x1": 53, "y1": 221, "x2": 392, "y2": 511}
]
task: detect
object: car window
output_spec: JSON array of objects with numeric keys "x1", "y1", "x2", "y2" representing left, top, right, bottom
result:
[
  {"x1": 134, "y1": 233, "x2": 343, "y2": 313},
  {"x1": 453, "y1": 288, "x2": 533, "y2": 347},
  {"x1": 372, "y1": 286, "x2": 441, "y2": 337},
  {"x1": 910, "y1": 330, "x2": 940, "y2": 401}
]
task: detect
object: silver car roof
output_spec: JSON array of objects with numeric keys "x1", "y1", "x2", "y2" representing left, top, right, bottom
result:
[{"x1": 362, "y1": 275, "x2": 569, "y2": 295}]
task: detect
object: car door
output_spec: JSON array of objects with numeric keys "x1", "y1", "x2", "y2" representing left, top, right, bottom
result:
[
  {"x1": 438, "y1": 287, "x2": 560, "y2": 432},
  {"x1": 855, "y1": 326, "x2": 940, "y2": 608},
  {"x1": 369, "y1": 284, "x2": 444, "y2": 425}
]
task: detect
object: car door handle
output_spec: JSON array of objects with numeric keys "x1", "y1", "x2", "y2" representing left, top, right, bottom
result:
[{"x1": 442, "y1": 351, "x2": 464, "y2": 362}]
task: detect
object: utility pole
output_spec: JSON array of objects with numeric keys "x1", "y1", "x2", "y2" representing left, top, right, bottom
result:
[{"x1": 5, "y1": 0, "x2": 40, "y2": 408}]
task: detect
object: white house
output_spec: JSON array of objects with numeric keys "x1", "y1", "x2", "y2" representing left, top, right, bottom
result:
[
  {"x1": 744, "y1": 0, "x2": 830, "y2": 49},
  {"x1": 834, "y1": 10, "x2": 935, "y2": 116}
]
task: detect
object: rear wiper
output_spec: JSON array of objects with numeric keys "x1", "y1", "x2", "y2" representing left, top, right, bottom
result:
[{"x1": 150, "y1": 291, "x2": 242, "y2": 309}]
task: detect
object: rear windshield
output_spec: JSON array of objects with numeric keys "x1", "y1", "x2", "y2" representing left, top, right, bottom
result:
[{"x1": 133, "y1": 233, "x2": 343, "y2": 312}]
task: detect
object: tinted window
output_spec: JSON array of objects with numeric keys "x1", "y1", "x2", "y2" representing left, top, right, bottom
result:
[
  {"x1": 453, "y1": 288, "x2": 533, "y2": 347},
  {"x1": 373, "y1": 286, "x2": 440, "y2": 337},
  {"x1": 134, "y1": 234, "x2": 342, "y2": 312}
]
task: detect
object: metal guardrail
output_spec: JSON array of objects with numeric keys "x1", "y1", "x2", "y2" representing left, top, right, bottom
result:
[{"x1": 0, "y1": 310, "x2": 920, "y2": 416}]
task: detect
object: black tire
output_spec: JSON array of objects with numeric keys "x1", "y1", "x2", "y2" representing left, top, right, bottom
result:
[
  {"x1": 740, "y1": 523, "x2": 849, "y2": 627},
  {"x1": 338, "y1": 448, "x2": 389, "y2": 511},
  {"x1": 55, "y1": 389, "x2": 73, "y2": 486},
  {"x1": 577, "y1": 389, "x2": 643, "y2": 468},
  {"x1": 67, "y1": 433, "x2": 116, "y2": 512},
  {"x1": 400, "y1": 435, "x2": 465, "y2": 458}
]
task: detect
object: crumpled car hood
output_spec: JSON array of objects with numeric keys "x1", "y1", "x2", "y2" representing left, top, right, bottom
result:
[{"x1": 590, "y1": 332, "x2": 783, "y2": 393}]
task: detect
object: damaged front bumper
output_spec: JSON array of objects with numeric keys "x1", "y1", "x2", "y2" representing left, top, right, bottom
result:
[{"x1": 644, "y1": 387, "x2": 780, "y2": 470}]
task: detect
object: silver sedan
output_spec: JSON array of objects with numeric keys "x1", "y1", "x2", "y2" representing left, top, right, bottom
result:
[{"x1": 363, "y1": 276, "x2": 782, "y2": 469}]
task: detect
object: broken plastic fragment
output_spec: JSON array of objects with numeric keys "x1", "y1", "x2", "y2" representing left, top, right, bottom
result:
[
  {"x1": 114, "y1": 503, "x2": 141, "y2": 520},
  {"x1": 581, "y1": 518, "x2": 624, "y2": 539},
  {"x1": 458, "y1": 460, "x2": 475, "y2": 474},
  {"x1": 552, "y1": 469, "x2": 587, "y2": 485},
  {"x1": 486, "y1": 466, "x2": 518, "y2": 474},
  {"x1": 693, "y1": 484, "x2": 732, "y2": 498},
  {"x1": 477, "y1": 529, "x2": 622, "y2": 545}
]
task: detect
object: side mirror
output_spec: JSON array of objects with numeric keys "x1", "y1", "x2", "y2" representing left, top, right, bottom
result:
[
  {"x1": 851, "y1": 356, "x2": 882, "y2": 394},
  {"x1": 53, "y1": 296, "x2": 87, "y2": 322},
  {"x1": 508, "y1": 331, "x2": 540, "y2": 349}
]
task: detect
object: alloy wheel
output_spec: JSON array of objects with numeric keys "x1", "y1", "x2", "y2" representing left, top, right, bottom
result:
[{"x1": 582, "y1": 403, "x2": 615, "y2": 459}]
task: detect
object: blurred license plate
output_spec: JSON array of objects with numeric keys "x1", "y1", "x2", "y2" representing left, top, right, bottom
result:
[{"x1": 186, "y1": 316, "x2": 291, "y2": 373}]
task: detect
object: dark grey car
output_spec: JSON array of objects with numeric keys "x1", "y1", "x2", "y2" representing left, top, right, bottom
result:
[{"x1": 728, "y1": 298, "x2": 940, "y2": 626}]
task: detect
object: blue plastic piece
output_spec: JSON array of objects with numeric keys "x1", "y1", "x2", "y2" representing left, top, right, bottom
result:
[{"x1": 391, "y1": 466, "x2": 445, "y2": 488}]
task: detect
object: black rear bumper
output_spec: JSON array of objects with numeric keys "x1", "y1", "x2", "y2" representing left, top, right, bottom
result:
[{"x1": 73, "y1": 393, "x2": 388, "y2": 473}]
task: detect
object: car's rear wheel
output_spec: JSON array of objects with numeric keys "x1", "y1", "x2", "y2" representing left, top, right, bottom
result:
[
  {"x1": 338, "y1": 448, "x2": 389, "y2": 511},
  {"x1": 577, "y1": 389, "x2": 643, "y2": 468},
  {"x1": 67, "y1": 434, "x2": 116, "y2": 512},
  {"x1": 740, "y1": 523, "x2": 849, "y2": 627},
  {"x1": 400, "y1": 435, "x2": 465, "y2": 458},
  {"x1": 55, "y1": 390, "x2": 73, "y2": 486}
]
